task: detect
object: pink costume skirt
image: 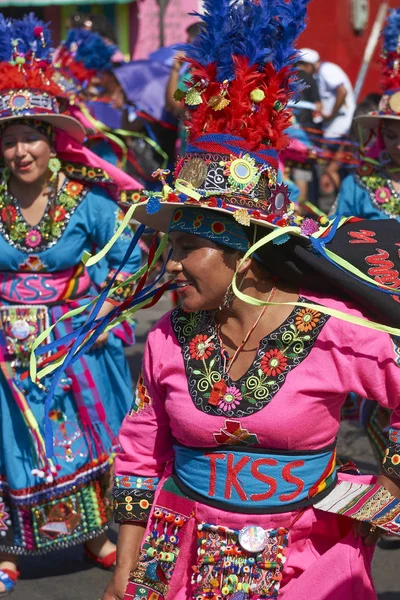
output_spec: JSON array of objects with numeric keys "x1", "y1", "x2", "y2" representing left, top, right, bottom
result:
[{"x1": 123, "y1": 473, "x2": 377, "y2": 600}]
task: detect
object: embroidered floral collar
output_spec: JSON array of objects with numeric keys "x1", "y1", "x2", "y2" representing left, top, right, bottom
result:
[
  {"x1": 0, "y1": 174, "x2": 88, "y2": 253},
  {"x1": 356, "y1": 163, "x2": 400, "y2": 218},
  {"x1": 171, "y1": 300, "x2": 330, "y2": 418}
]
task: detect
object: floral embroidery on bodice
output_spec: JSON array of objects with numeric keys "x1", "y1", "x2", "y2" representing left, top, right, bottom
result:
[
  {"x1": 356, "y1": 163, "x2": 400, "y2": 218},
  {"x1": 171, "y1": 300, "x2": 330, "y2": 418},
  {"x1": 0, "y1": 174, "x2": 88, "y2": 253}
]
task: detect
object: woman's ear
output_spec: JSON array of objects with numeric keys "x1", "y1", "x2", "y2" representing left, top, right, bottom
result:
[{"x1": 236, "y1": 255, "x2": 252, "y2": 274}]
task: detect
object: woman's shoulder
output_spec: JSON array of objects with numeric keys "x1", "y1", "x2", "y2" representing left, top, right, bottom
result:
[
  {"x1": 300, "y1": 290, "x2": 386, "y2": 338},
  {"x1": 300, "y1": 288, "x2": 394, "y2": 346},
  {"x1": 148, "y1": 309, "x2": 176, "y2": 344}
]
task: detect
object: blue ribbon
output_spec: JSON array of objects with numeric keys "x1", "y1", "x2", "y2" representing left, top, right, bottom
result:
[{"x1": 41, "y1": 224, "x2": 145, "y2": 455}]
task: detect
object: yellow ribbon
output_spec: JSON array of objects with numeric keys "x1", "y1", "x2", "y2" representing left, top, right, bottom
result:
[
  {"x1": 175, "y1": 179, "x2": 203, "y2": 202},
  {"x1": 30, "y1": 232, "x2": 170, "y2": 382}
]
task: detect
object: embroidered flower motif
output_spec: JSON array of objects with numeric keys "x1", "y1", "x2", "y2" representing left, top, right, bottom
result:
[
  {"x1": 172, "y1": 301, "x2": 329, "y2": 418},
  {"x1": 65, "y1": 181, "x2": 84, "y2": 197},
  {"x1": 375, "y1": 187, "x2": 391, "y2": 204},
  {"x1": 260, "y1": 348, "x2": 288, "y2": 376},
  {"x1": 25, "y1": 229, "x2": 42, "y2": 248},
  {"x1": 1, "y1": 206, "x2": 16, "y2": 221},
  {"x1": 218, "y1": 386, "x2": 242, "y2": 412},
  {"x1": 189, "y1": 334, "x2": 215, "y2": 360},
  {"x1": 0, "y1": 174, "x2": 87, "y2": 253},
  {"x1": 295, "y1": 308, "x2": 321, "y2": 332},
  {"x1": 51, "y1": 206, "x2": 67, "y2": 223},
  {"x1": 357, "y1": 163, "x2": 374, "y2": 177}
]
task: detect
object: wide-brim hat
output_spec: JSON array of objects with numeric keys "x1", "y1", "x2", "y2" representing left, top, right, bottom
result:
[
  {"x1": 131, "y1": 133, "x2": 326, "y2": 241},
  {"x1": 354, "y1": 89, "x2": 400, "y2": 129},
  {"x1": 0, "y1": 89, "x2": 85, "y2": 143}
]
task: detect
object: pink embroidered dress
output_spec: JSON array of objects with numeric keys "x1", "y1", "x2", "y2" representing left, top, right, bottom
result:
[{"x1": 114, "y1": 289, "x2": 400, "y2": 600}]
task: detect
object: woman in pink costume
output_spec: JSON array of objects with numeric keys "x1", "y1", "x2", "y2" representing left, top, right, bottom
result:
[{"x1": 102, "y1": 2, "x2": 400, "y2": 599}]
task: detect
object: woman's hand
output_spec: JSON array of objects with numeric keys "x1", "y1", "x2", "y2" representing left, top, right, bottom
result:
[
  {"x1": 101, "y1": 522, "x2": 145, "y2": 599},
  {"x1": 353, "y1": 521, "x2": 382, "y2": 547},
  {"x1": 91, "y1": 300, "x2": 115, "y2": 349},
  {"x1": 101, "y1": 566, "x2": 131, "y2": 600},
  {"x1": 354, "y1": 472, "x2": 400, "y2": 546},
  {"x1": 92, "y1": 331, "x2": 109, "y2": 349}
]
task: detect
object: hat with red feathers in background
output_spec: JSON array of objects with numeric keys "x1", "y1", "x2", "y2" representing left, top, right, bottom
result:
[{"x1": 0, "y1": 13, "x2": 85, "y2": 142}]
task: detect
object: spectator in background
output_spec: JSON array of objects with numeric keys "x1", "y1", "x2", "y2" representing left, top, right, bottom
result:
[
  {"x1": 300, "y1": 48, "x2": 355, "y2": 140},
  {"x1": 299, "y1": 48, "x2": 356, "y2": 197},
  {"x1": 284, "y1": 60, "x2": 322, "y2": 206}
]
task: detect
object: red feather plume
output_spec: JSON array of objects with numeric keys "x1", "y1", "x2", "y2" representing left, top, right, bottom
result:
[
  {"x1": 54, "y1": 46, "x2": 96, "y2": 86},
  {"x1": 182, "y1": 55, "x2": 296, "y2": 152},
  {"x1": 0, "y1": 62, "x2": 64, "y2": 97}
]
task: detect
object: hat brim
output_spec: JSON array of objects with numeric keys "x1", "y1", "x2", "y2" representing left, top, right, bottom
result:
[
  {"x1": 354, "y1": 113, "x2": 400, "y2": 129},
  {"x1": 132, "y1": 198, "x2": 309, "y2": 241},
  {"x1": 0, "y1": 114, "x2": 86, "y2": 143}
]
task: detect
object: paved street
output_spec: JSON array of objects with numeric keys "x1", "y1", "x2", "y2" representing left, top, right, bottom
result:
[{"x1": 12, "y1": 295, "x2": 400, "y2": 599}]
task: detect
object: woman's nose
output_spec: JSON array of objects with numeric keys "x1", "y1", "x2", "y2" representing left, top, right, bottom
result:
[
  {"x1": 166, "y1": 257, "x2": 182, "y2": 275},
  {"x1": 15, "y1": 142, "x2": 27, "y2": 157}
]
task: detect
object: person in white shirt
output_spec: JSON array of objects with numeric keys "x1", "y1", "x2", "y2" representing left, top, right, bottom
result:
[
  {"x1": 299, "y1": 48, "x2": 356, "y2": 140},
  {"x1": 299, "y1": 48, "x2": 356, "y2": 197}
]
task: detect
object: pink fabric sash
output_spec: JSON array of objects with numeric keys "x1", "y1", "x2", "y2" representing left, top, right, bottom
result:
[
  {"x1": 55, "y1": 131, "x2": 142, "y2": 200},
  {"x1": 0, "y1": 265, "x2": 91, "y2": 305}
]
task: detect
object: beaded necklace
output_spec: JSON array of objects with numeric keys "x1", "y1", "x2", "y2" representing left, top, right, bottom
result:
[
  {"x1": 0, "y1": 171, "x2": 87, "y2": 253},
  {"x1": 218, "y1": 282, "x2": 277, "y2": 374}
]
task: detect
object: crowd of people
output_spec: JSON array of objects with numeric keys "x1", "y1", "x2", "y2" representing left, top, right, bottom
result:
[{"x1": 0, "y1": 2, "x2": 399, "y2": 600}]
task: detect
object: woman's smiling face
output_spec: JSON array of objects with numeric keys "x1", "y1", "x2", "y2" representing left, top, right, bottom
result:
[
  {"x1": 166, "y1": 232, "x2": 240, "y2": 312},
  {"x1": 1, "y1": 123, "x2": 53, "y2": 185}
]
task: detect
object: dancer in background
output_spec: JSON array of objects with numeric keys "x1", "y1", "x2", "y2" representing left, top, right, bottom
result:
[
  {"x1": 0, "y1": 15, "x2": 141, "y2": 595},
  {"x1": 335, "y1": 8, "x2": 400, "y2": 220}
]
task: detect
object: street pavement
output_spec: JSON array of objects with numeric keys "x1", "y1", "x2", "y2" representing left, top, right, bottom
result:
[{"x1": 12, "y1": 295, "x2": 400, "y2": 599}]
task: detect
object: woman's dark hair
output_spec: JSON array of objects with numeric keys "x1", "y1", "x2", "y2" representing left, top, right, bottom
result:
[{"x1": 243, "y1": 224, "x2": 339, "y2": 294}]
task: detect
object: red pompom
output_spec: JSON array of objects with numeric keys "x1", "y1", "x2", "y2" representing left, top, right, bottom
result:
[{"x1": 33, "y1": 26, "x2": 43, "y2": 37}]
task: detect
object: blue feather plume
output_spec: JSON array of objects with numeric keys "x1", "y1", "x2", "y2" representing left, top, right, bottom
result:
[
  {"x1": 0, "y1": 14, "x2": 12, "y2": 62},
  {"x1": 182, "y1": 0, "x2": 310, "y2": 97},
  {"x1": 74, "y1": 30, "x2": 116, "y2": 72},
  {"x1": 382, "y1": 8, "x2": 400, "y2": 55},
  {"x1": 64, "y1": 28, "x2": 96, "y2": 53},
  {"x1": 12, "y1": 13, "x2": 53, "y2": 61}
]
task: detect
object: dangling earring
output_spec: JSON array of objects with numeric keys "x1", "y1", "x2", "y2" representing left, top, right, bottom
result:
[
  {"x1": 48, "y1": 157, "x2": 61, "y2": 182},
  {"x1": 2, "y1": 167, "x2": 10, "y2": 182},
  {"x1": 219, "y1": 284, "x2": 235, "y2": 311}
]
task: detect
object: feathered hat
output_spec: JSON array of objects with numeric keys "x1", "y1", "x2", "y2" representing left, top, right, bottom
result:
[
  {"x1": 356, "y1": 7, "x2": 400, "y2": 128},
  {"x1": 53, "y1": 27, "x2": 117, "y2": 93},
  {"x1": 0, "y1": 13, "x2": 85, "y2": 142},
  {"x1": 131, "y1": 0, "x2": 324, "y2": 240}
]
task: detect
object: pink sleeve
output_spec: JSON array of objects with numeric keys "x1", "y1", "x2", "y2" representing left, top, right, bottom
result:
[
  {"x1": 113, "y1": 317, "x2": 175, "y2": 523},
  {"x1": 348, "y1": 330, "x2": 400, "y2": 429},
  {"x1": 346, "y1": 327, "x2": 400, "y2": 478}
]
